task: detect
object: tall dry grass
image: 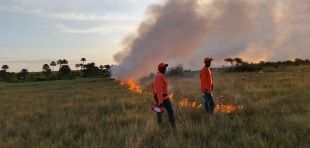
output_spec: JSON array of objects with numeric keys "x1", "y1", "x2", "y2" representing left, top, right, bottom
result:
[{"x1": 0, "y1": 66, "x2": 309, "y2": 147}]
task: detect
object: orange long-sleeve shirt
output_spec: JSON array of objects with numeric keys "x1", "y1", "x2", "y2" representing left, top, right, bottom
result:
[
  {"x1": 152, "y1": 72, "x2": 168, "y2": 104},
  {"x1": 200, "y1": 67, "x2": 213, "y2": 93}
]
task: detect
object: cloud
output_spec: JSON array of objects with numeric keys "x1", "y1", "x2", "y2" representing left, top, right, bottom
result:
[
  {"x1": 55, "y1": 23, "x2": 137, "y2": 35},
  {"x1": 0, "y1": 59, "x2": 53, "y2": 64},
  {"x1": 0, "y1": 5, "x2": 141, "y2": 22}
]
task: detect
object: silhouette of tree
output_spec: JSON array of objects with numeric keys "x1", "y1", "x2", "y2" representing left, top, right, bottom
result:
[
  {"x1": 104, "y1": 65, "x2": 111, "y2": 70},
  {"x1": 81, "y1": 58, "x2": 86, "y2": 71},
  {"x1": 99, "y1": 65, "x2": 104, "y2": 70},
  {"x1": 59, "y1": 65, "x2": 71, "y2": 76},
  {"x1": 42, "y1": 64, "x2": 52, "y2": 80},
  {"x1": 62, "y1": 59, "x2": 68, "y2": 65},
  {"x1": 75, "y1": 64, "x2": 80, "y2": 71},
  {"x1": 234, "y1": 58, "x2": 243, "y2": 66},
  {"x1": 259, "y1": 61, "x2": 265, "y2": 65},
  {"x1": 20, "y1": 68, "x2": 28, "y2": 81},
  {"x1": 294, "y1": 58, "x2": 304, "y2": 65},
  {"x1": 167, "y1": 64, "x2": 184, "y2": 76},
  {"x1": 57, "y1": 59, "x2": 63, "y2": 68},
  {"x1": 50, "y1": 61, "x2": 56, "y2": 71},
  {"x1": 79, "y1": 64, "x2": 84, "y2": 71},
  {"x1": 224, "y1": 58, "x2": 234, "y2": 66},
  {"x1": 103, "y1": 64, "x2": 112, "y2": 78},
  {"x1": 81, "y1": 58, "x2": 86, "y2": 64},
  {"x1": 83, "y1": 62, "x2": 100, "y2": 77},
  {"x1": 2, "y1": 65, "x2": 9, "y2": 72}
]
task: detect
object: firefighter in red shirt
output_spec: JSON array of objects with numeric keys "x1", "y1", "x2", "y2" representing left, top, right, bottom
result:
[
  {"x1": 152, "y1": 63, "x2": 176, "y2": 128},
  {"x1": 200, "y1": 57, "x2": 214, "y2": 113}
]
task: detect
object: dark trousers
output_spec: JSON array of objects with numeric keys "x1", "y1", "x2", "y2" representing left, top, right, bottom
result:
[
  {"x1": 157, "y1": 99, "x2": 176, "y2": 127},
  {"x1": 204, "y1": 92, "x2": 215, "y2": 113}
]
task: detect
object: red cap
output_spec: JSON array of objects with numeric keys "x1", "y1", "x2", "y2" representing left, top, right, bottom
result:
[
  {"x1": 204, "y1": 57, "x2": 213, "y2": 63},
  {"x1": 158, "y1": 63, "x2": 168, "y2": 70}
]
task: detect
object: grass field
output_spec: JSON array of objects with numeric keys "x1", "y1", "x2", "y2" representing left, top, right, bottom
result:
[{"x1": 0, "y1": 66, "x2": 309, "y2": 147}]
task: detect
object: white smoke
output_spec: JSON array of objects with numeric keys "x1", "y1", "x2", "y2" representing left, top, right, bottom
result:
[{"x1": 112, "y1": 0, "x2": 310, "y2": 80}]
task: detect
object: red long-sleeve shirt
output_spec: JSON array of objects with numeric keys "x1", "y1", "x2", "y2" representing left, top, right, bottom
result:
[
  {"x1": 200, "y1": 67, "x2": 213, "y2": 93},
  {"x1": 152, "y1": 72, "x2": 168, "y2": 104}
]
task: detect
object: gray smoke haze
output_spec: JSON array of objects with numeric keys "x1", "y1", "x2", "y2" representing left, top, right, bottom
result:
[{"x1": 113, "y1": 0, "x2": 310, "y2": 80}]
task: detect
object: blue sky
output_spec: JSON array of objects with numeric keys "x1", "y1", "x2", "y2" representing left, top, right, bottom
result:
[{"x1": 0, "y1": 0, "x2": 155, "y2": 72}]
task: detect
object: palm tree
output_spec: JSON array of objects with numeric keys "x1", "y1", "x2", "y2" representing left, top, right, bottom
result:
[
  {"x1": 75, "y1": 64, "x2": 80, "y2": 71},
  {"x1": 42, "y1": 64, "x2": 51, "y2": 80},
  {"x1": 20, "y1": 68, "x2": 28, "y2": 80},
  {"x1": 50, "y1": 61, "x2": 56, "y2": 71},
  {"x1": 81, "y1": 58, "x2": 86, "y2": 64},
  {"x1": 80, "y1": 58, "x2": 86, "y2": 71},
  {"x1": 224, "y1": 58, "x2": 234, "y2": 66},
  {"x1": 57, "y1": 59, "x2": 63, "y2": 67},
  {"x1": 43, "y1": 64, "x2": 50, "y2": 71},
  {"x1": 2, "y1": 65, "x2": 9, "y2": 72},
  {"x1": 62, "y1": 59, "x2": 68, "y2": 65},
  {"x1": 79, "y1": 64, "x2": 84, "y2": 71}
]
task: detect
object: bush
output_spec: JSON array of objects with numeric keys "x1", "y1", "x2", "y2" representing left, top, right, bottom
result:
[
  {"x1": 234, "y1": 63, "x2": 263, "y2": 72},
  {"x1": 59, "y1": 65, "x2": 71, "y2": 76},
  {"x1": 82, "y1": 63, "x2": 100, "y2": 77},
  {"x1": 167, "y1": 64, "x2": 184, "y2": 76}
]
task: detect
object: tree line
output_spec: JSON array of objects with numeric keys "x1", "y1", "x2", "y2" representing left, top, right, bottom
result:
[
  {"x1": 0, "y1": 58, "x2": 112, "y2": 83},
  {"x1": 224, "y1": 57, "x2": 310, "y2": 72}
]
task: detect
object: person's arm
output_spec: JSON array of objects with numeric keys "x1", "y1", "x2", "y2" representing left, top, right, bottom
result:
[
  {"x1": 205, "y1": 73, "x2": 211, "y2": 93},
  {"x1": 206, "y1": 69, "x2": 212, "y2": 92},
  {"x1": 200, "y1": 70, "x2": 204, "y2": 93}
]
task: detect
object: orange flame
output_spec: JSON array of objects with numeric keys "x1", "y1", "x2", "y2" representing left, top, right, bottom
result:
[
  {"x1": 120, "y1": 79, "x2": 143, "y2": 94},
  {"x1": 178, "y1": 98, "x2": 243, "y2": 114},
  {"x1": 215, "y1": 103, "x2": 243, "y2": 114},
  {"x1": 179, "y1": 98, "x2": 203, "y2": 109}
]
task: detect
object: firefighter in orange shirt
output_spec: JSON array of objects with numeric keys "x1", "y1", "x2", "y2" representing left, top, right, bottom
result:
[
  {"x1": 200, "y1": 57, "x2": 215, "y2": 113},
  {"x1": 152, "y1": 63, "x2": 176, "y2": 128}
]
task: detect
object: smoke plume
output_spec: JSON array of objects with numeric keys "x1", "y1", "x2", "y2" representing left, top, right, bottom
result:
[{"x1": 113, "y1": 0, "x2": 310, "y2": 80}]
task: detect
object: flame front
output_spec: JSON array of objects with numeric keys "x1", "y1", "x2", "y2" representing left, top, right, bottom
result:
[
  {"x1": 179, "y1": 98, "x2": 203, "y2": 109},
  {"x1": 215, "y1": 103, "x2": 243, "y2": 114},
  {"x1": 120, "y1": 79, "x2": 143, "y2": 94},
  {"x1": 178, "y1": 98, "x2": 243, "y2": 114}
]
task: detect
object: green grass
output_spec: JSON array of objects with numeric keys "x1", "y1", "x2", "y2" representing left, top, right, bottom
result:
[{"x1": 0, "y1": 66, "x2": 309, "y2": 147}]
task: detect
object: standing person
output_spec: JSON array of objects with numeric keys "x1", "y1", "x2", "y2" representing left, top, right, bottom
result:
[
  {"x1": 200, "y1": 57, "x2": 215, "y2": 114},
  {"x1": 152, "y1": 63, "x2": 176, "y2": 128}
]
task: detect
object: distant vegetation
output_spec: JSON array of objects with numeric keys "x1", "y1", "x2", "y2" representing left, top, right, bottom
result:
[
  {"x1": 224, "y1": 57, "x2": 310, "y2": 72},
  {"x1": 1, "y1": 57, "x2": 310, "y2": 83},
  {"x1": 164, "y1": 58, "x2": 310, "y2": 76},
  {"x1": 0, "y1": 58, "x2": 111, "y2": 83}
]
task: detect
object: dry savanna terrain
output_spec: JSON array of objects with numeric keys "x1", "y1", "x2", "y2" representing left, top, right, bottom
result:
[{"x1": 0, "y1": 66, "x2": 309, "y2": 147}]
